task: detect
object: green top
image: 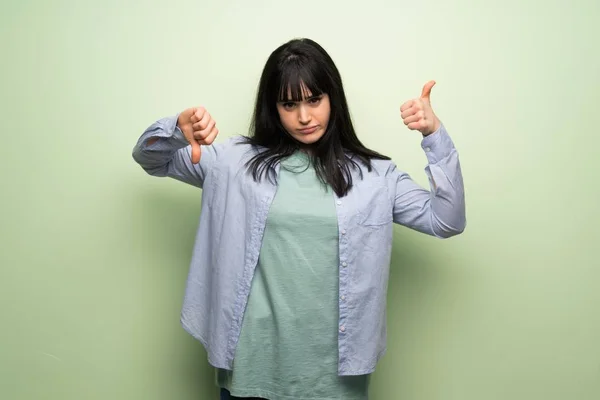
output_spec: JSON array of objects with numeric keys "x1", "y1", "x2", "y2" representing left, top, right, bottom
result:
[{"x1": 216, "y1": 151, "x2": 369, "y2": 399}]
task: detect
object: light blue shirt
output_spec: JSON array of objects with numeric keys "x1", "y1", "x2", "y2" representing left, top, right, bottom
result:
[{"x1": 132, "y1": 114, "x2": 466, "y2": 376}]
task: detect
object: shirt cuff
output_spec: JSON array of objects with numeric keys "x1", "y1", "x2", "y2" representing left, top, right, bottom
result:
[
  {"x1": 167, "y1": 113, "x2": 190, "y2": 145},
  {"x1": 145, "y1": 114, "x2": 190, "y2": 149},
  {"x1": 421, "y1": 123, "x2": 456, "y2": 164}
]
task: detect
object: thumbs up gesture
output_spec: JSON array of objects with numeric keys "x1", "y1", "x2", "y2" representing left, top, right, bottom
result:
[
  {"x1": 400, "y1": 80, "x2": 441, "y2": 136},
  {"x1": 177, "y1": 106, "x2": 219, "y2": 164}
]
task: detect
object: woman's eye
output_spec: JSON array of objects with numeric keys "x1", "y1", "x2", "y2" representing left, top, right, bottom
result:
[
  {"x1": 308, "y1": 97, "x2": 321, "y2": 105},
  {"x1": 283, "y1": 102, "x2": 295, "y2": 109}
]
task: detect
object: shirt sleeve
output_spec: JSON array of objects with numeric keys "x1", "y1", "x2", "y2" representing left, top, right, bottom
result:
[
  {"x1": 131, "y1": 114, "x2": 226, "y2": 188},
  {"x1": 388, "y1": 123, "x2": 466, "y2": 238}
]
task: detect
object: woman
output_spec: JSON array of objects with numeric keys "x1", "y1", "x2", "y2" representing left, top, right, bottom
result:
[{"x1": 132, "y1": 38, "x2": 466, "y2": 400}]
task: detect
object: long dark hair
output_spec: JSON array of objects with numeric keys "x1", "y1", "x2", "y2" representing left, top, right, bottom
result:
[{"x1": 241, "y1": 38, "x2": 390, "y2": 197}]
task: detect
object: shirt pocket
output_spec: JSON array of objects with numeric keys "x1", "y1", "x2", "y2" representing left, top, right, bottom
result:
[{"x1": 355, "y1": 177, "x2": 393, "y2": 227}]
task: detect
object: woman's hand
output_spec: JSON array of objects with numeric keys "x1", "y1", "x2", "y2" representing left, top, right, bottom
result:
[
  {"x1": 400, "y1": 80, "x2": 441, "y2": 136},
  {"x1": 177, "y1": 106, "x2": 219, "y2": 164}
]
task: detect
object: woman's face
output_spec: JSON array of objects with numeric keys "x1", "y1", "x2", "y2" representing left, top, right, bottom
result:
[{"x1": 276, "y1": 86, "x2": 331, "y2": 146}]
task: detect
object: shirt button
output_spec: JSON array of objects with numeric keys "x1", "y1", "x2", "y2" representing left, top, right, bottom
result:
[
  {"x1": 336, "y1": 200, "x2": 342, "y2": 205},
  {"x1": 341, "y1": 295, "x2": 346, "y2": 301},
  {"x1": 425, "y1": 147, "x2": 431, "y2": 152},
  {"x1": 342, "y1": 262, "x2": 347, "y2": 267},
  {"x1": 340, "y1": 326, "x2": 346, "y2": 332},
  {"x1": 342, "y1": 230, "x2": 347, "y2": 235}
]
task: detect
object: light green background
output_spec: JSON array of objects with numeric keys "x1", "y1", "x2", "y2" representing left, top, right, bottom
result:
[{"x1": 1, "y1": 1, "x2": 599, "y2": 399}]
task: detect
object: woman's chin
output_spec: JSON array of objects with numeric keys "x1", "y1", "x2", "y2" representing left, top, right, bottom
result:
[{"x1": 291, "y1": 130, "x2": 325, "y2": 145}]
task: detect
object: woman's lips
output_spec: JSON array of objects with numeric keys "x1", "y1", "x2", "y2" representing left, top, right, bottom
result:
[{"x1": 298, "y1": 126, "x2": 318, "y2": 134}]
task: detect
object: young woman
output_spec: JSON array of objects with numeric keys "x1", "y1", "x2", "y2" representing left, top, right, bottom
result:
[{"x1": 132, "y1": 38, "x2": 466, "y2": 400}]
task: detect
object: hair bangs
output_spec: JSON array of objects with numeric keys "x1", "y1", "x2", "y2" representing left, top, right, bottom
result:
[{"x1": 276, "y1": 57, "x2": 325, "y2": 102}]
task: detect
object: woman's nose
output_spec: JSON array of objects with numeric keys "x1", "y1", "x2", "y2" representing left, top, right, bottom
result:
[{"x1": 298, "y1": 105, "x2": 311, "y2": 124}]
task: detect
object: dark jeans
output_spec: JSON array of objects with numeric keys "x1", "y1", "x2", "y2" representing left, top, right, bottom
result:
[{"x1": 220, "y1": 388, "x2": 267, "y2": 400}]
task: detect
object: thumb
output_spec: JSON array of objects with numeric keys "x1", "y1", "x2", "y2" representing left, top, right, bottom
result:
[
  {"x1": 190, "y1": 140, "x2": 201, "y2": 164},
  {"x1": 420, "y1": 80, "x2": 436, "y2": 101}
]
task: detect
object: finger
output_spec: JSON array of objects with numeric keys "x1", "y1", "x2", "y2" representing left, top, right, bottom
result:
[
  {"x1": 400, "y1": 103, "x2": 421, "y2": 119},
  {"x1": 403, "y1": 112, "x2": 422, "y2": 125},
  {"x1": 201, "y1": 126, "x2": 219, "y2": 145},
  {"x1": 407, "y1": 120, "x2": 428, "y2": 131},
  {"x1": 194, "y1": 119, "x2": 216, "y2": 141},
  {"x1": 192, "y1": 111, "x2": 212, "y2": 132},
  {"x1": 190, "y1": 107, "x2": 206, "y2": 124},
  {"x1": 190, "y1": 140, "x2": 201, "y2": 164},
  {"x1": 400, "y1": 100, "x2": 414, "y2": 112},
  {"x1": 420, "y1": 80, "x2": 436, "y2": 100}
]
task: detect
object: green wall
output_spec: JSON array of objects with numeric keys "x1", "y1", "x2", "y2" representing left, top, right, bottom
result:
[{"x1": 1, "y1": 1, "x2": 598, "y2": 399}]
